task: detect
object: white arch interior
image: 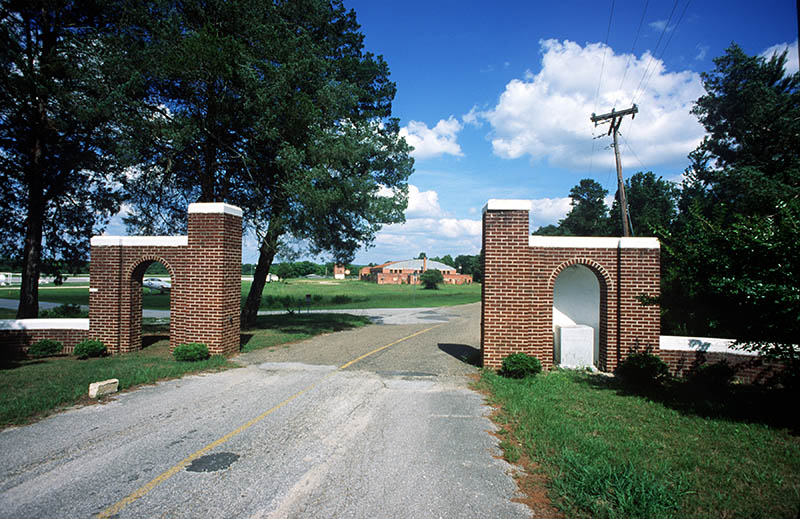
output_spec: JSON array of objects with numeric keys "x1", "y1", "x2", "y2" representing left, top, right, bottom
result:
[{"x1": 552, "y1": 264, "x2": 600, "y2": 367}]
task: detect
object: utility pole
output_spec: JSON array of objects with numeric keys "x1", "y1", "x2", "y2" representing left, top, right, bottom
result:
[{"x1": 590, "y1": 104, "x2": 638, "y2": 237}]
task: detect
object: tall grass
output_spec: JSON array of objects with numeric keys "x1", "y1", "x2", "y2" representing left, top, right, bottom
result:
[{"x1": 480, "y1": 369, "x2": 800, "y2": 519}]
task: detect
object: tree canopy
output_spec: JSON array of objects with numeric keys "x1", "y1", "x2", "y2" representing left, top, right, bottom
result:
[{"x1": 0, "y1": 0, "x2": 137, "y2": 317}]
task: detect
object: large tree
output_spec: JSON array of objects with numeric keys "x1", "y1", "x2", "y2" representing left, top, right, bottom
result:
[
  {"x1": 558, "y1": 178, "x2": 612, "y2": 236},
  {"x1": 660, "y1": 44, "x2": 799, "y2": 377},
  {"x1": 608, "y1": 171, "x2": 678, "y2": 236},
  {"x1": 0, "y1": 0, "x2": 135, "y2": 317},
  {"x1": 122, "y1": 0, "x2": 413, "y2": 326}
]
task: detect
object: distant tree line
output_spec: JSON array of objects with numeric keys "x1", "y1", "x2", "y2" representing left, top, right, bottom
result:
[{"x1": 535, "y1": 45, "x2": 799, "y2": 374}]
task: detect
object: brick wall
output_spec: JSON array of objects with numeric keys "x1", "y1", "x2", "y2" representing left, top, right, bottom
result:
[
  {"x1": 1, "y1": 320, "x2": 89, "y2": 358},
  {"x1": 481, "y1": 200, "x2": 660, "y2": 371},
  {"x1": 89, "y1": 203, "x2": 242, "y2": 356}
]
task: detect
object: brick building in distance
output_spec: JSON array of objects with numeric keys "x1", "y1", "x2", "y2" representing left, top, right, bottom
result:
[{"x1": 359, "y1": 258, "x2": 472, "y2": 285}]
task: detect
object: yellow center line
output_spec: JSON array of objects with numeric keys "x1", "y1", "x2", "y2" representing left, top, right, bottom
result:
[{"x1": 97, "y1": 322, "x2": 443, "y2": 518}]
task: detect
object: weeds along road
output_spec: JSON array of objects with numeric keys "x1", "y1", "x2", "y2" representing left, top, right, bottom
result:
[{"x1": 0, "y1": 302, "x2": 530, "y2": 519}]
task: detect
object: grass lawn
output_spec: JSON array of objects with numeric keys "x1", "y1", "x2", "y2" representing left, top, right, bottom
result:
[
  {"x1": 0, "y1": 313, "x2": 370, "y2": 428},
  {"x1": 0, "y1": 279, "x2": 480, "y2": 311},
  {"x1": 479, "y1": 369, "x2": 800, "y2": 519}
]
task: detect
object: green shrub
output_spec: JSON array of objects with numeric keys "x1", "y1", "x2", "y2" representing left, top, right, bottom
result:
[
  {"x1": 420, "y1": 269, "x2": 444, "y2": 289},
  {"x1": 331, "y1": 295, "x2": 352, "y2": 304},
  {"x1": 616, "y1": 351, "x2": 669, "y2": 386},
  {"x1": 39, "y1": 303, "x2": 85, "y2": 318},
  {"x1": 173, "y1": 342, "x2": 210, "y2": 362},
  {"x1": 27, "y1": 339, "x2": 63, "y2": 358},
  {"x1": 689, "y1": 360, "x2": 736, "y2": 388},
  {"x1": 500, "y1": 353, "x2": 542, "y2": 379},
  {"x1": 73, "y1": 339, "x2": 107, "y2": 359}
]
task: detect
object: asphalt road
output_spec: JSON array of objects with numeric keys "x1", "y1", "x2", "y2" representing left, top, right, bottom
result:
[{"x1": 0, "y1": 302, "x2": 530, "y2": 518}]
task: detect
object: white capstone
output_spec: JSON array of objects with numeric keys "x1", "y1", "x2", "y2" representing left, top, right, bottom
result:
[
  {"x1": 530, "y1": 235, "x2": 660, "y2": 249},
  {"x1": 90, "y1": 235, "x2": 188, "y2": 247},
  {"x1": 556, "y1": 325, "x2": 594, "y2": 368},
  {"x1": 88, "y1": 379, "x2": 119, "y2": 399},
  {"x1": 482, "y1": 199, "x2": 532, "y2": 213},
  {"x1": 0, "y1": 318, "x2": 89, "y2": 331},
  {"x1": 188, "y1": 202, "x2": 243, "y2": 217}
]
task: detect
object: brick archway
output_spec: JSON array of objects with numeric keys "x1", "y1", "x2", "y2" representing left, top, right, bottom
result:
[
  {"x1": 548, "y1": 260, "x2": 612, "y2": 370},
  {"x1": 89, "y1": 203, "x2": 242, "y2": 356},
  {"x1": 481, "y1": 199, "x2": 660, "y2": 372}
]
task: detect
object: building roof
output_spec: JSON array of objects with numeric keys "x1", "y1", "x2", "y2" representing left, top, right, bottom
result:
[{"x1": 383, "y1": 259, "x2": 455, "y2": 271}]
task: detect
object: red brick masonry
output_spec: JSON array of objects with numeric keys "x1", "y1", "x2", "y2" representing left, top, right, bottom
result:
[
  {"x1": 0, "y1": 319, "x2": 89, "y2": 357},
  {"x1": 481, "y1": 199, "x2": 660, "y2": 372},
  {"x1": 480, "y1": 199, "x2": 783, "y2": 383},
  {"x1": 89, "y1": 203, "x2": 242, "y2": 356}
]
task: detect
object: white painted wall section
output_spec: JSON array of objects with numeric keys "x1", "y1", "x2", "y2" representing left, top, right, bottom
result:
[
  {"x1": 0, "y1": 318, "x2": 89, "y2": 330},
  {"x1": 552, "y1": 264, "x2": 600, "y2": 366},
  {"x1": 530, "y1": 236, "x2": 659, "y2": 249},
  {"x1": 482, "y1": 199, "x2": 532, "y2": 212},
  {"x1": 90, "y1": 236, "x2": 188, "y2": 247}
]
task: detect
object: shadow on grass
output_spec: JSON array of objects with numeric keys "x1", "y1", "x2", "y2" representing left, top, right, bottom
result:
[
  {"x1": 142, "y1": 335, "x2": 168, "y2": 348},
  {"x1": 438, "y1": 343, "x2": 481, "y2": 367},
  {"x1": 578, "y1": 373, "x2": 800, "y2": 433},
  {"x1": 245, "y1": 313, "x2": 371, "y2": 335}
]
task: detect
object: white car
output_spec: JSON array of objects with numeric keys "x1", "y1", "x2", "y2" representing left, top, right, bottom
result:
[{"x1": 143, "y1": 277, "x2": 171, "y2": 293}]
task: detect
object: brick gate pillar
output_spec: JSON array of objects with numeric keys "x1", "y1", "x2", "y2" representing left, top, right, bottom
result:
[
  {"x1": 481, "y1": 200, "x2": 534, "y2": 369},
  {"x1": 172, "y1": 203, "x2": 242, "y2": 356}
]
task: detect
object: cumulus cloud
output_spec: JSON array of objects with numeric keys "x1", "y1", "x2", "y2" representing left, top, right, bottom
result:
[
  {"x1": 761, "y1": 40, "x2": 799, "y2": 75},
  {"x1": 400, "y1": 117, "x2": 463, "y2": 159},
  {"x1": 480, "y1": 39, "x2": 706, "y2": 170},
  {"x1": 530, "y1": 197, "x2": 572, "y2": 226},
  {"x1": 405, "y1": 184, "x2": 444, "y2": 218}
]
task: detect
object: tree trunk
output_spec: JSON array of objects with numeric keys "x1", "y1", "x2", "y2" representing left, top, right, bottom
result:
[
  {"x1": 241, "y1": 219, "x2": 282, "y2": 327},
  {"x1": 17, "y1": 208, "x2": 44, "y2": 319}
]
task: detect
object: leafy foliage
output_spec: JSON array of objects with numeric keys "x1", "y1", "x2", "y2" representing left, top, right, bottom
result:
[
  {"x1": 688, "y1": 361, "x2": 735, "y2": 389},
  {"x1": 0, "y1": 0, "x2": 134, "y2": 316},
  {"x1": 609, "y1": 172, "x2": 678, "y2": 236},
  {"x1": 658, "y1": 44, "x2": 799, "y2": 376},
  {"x1": 73, "y1": 340, "x2": 107, "y2": 360},
  {"x1": 27, "y1": 340, "x2": 63, "y2": 358},
  {"x1": 420, "y1": 269, "x2": 443, "y2": 290},
  {"x1": 616, "y1": 352, "x2": 669, "y2": 387},
  {"x1": 172, "y1": 343, "x2": 210, "y2": 362},
  {"x1": 559, "y1": 179, "x2": 612, "y2": 236},
  {"x1": 39, "y1": 303, "x2": 85, "y2": 318},
  {"x1": 500, "y1": 353, "x2": 542, "y2": 379}
]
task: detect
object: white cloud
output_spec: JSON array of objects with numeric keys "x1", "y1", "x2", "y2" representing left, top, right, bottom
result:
[
  {"x1": 400, "y1": 117, "x2": 464, "y2": 159},
  {"x1": 405, "y1": 184, "x2": 444, "y2": 218},
  {"x1": 695, "y1": 45, "x2": 709, "y2": 61},
  {"x1": 530, "y1": 197, "x2": 572, "y2": 226},
  {"x1": 761, "y1": 40, "x2": 799, "y2": 75},
  {"x1": 649, "y1": 20, "x2": 672, "y2": 33},
  {"x1": 481, "y1": 39, "x2": 705, "y2": 170},
  {"x1": 462, "y1": 106, "x2": 483, "y2": 127}
]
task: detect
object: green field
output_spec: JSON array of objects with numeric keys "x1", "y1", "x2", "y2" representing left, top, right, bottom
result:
[
  {"x1": 480, "y1": 369, "x2": 800, "y2": 519},
  {"x1": 0, "y1": 279, "x2": 481, "y2": 311},
  {"x1": 0, "y1": 313, "x2": 369, "y2": 427}
]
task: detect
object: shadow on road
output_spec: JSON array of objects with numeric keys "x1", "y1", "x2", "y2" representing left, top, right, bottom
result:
[{"x1": 438, "y1": 343, "x2": 481, "y2": 367}]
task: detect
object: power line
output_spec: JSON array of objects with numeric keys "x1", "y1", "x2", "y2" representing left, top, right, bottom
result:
[
  {"x1": 589, "y1": 0, "x2": 616, "y2": 178},
  {"x1": 613, "y1": 0, "x2": 650, "y2": 108},
  {"x1": 629, "y1": 0, "x2": 679, "y2": 106},
  {"x1": 632, "y1": 0, "x2": 691, "y2": 106}
]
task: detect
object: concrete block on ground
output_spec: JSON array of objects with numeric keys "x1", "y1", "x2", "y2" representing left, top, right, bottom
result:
[
  {"x1": 89, "y1": 379, "x2": 119, "y2": 399},
  {"x1": 556, "y1": 325, "x2": 594, "y2": 369}
]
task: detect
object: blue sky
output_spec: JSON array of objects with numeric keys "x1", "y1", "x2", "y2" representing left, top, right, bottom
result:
[
  {"x1": 105, "y1": 1, "x2": 798, "y2": 266},
  {"x1": 339, "y1": 0, "x2": 798, "y2": 265}
]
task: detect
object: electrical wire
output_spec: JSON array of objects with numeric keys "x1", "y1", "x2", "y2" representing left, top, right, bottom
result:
[
  {"x1": 632, "y1": 0, "x2": 692, "y2": 106},
  {"x1": 629, "y1": 0, "x2": 679, "y2": 106},
  {"x1": 613, "y1": 0, "x2": 649, "y2": 108},
  {"x1": 589, "y1": 0, "x2": 617, "y2": 178}
]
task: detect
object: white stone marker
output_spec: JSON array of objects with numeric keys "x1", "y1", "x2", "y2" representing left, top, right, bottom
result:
[
  {"x1": 88, "y1": 379, "x2": 119, "y2": 399},
  {"x1": 556, "y1": 325, "x2": 594, "y2": 369}
]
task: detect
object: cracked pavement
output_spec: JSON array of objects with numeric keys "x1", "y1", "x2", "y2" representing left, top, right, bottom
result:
[{"x1": 0, "y1": 302, "x2": 530, "y2": 518}]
